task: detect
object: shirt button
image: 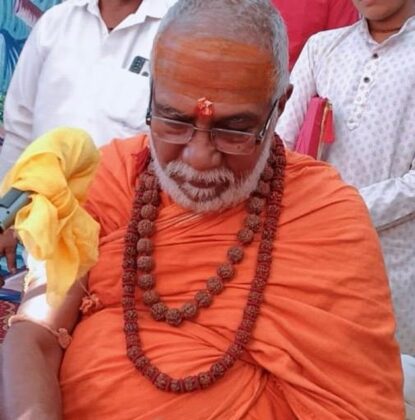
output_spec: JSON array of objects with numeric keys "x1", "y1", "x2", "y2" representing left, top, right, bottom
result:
[{"x1": 363, "y1": 76, "x2": 371, "y2": 83}]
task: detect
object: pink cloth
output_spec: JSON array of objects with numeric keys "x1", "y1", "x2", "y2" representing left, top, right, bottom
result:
[
  {"x1": 295, "y1": 96, "x2": 334, "y2": 159},
  {"x1": 272, "y1": 0, "x2": 359, "y2": 69}
]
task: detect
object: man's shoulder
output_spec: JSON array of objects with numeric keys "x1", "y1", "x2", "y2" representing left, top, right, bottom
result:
[
  {"x1": 85, "y1": 135, "x2": 149, "y2": 233},
  {"x1": 305, "y1": 21, "x2": 361, "y2": 57},
  {"x1": 101, "y1": 134, "x2": 149, "y2": 154},
  {"x1": 311, "y1": 20, "x2": 360, "y2": 41},
  {"x1": 35, "y1": 0, "x2": 84, "y2": 23},
  {"x1": 99, "y1": 134, "x2": 149, "y2": 167},
  {"x1": 273, "y1": 150, "x2": 388, "y2": 304},
  {"x1": 31, "y1": 0, "x2": 89, "y2": 39},
  {"x1": 283, "y1": 150, "x2": 371, "y2": 227},
  {"x1": 285, "y1": 149, "x2": 347, "y2": 187}
]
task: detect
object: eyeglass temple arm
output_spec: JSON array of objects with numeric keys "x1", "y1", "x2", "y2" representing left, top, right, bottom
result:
[
  {"x1": 145, "y1": 79, "x2": 154, "y2": 125},
  {"x1": 256, "y1": 97, "x2": 280, "y2": 143}
]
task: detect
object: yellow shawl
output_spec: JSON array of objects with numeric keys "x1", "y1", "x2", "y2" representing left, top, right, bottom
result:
[{"x1": 0, "y1": 128, "x2": 100, "y2": 305}]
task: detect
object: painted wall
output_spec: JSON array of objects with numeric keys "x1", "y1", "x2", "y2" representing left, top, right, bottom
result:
[{"x1": 0, "y1": 0, "x2": 61, "y2": 144}]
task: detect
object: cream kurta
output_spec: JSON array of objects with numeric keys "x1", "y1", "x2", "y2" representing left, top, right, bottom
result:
[{"x1": 277, "y1": 18, "x2": 415, "y2": 355}]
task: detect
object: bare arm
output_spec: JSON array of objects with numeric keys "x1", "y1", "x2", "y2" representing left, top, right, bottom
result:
[{"x1": 1, "y1": 264, "x2": 86, "y2": 420}]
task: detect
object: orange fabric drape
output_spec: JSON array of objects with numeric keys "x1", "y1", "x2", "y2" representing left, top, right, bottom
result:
[{"x1": 60, "y1": 135, "x2": 404, "y2": 419}]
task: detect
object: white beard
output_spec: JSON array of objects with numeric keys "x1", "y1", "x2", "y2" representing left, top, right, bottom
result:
[{"x1": 149, "y1": 136, "x2": 272, "y2": 213}]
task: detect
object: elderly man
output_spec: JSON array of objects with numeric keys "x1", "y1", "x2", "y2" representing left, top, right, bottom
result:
[{"x1": 2, "y1": 1, "x2": 404, "y2": 419}]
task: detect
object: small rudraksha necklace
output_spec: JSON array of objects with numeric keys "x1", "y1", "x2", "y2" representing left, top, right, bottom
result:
[{"x1": 122, "y1": 136, "x2": 286, "y2": 393}]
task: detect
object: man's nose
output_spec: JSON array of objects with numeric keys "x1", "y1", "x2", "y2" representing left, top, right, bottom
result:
[{"x1": 181, "y1": 129, "x2": 223, "y2": 171}]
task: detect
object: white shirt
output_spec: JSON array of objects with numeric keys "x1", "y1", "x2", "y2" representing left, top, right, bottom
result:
[
  {"x1": 0, "y1": 0, "x2": 176, "y2": 180},
  {"x1": 277, "y1": 18, "x2": 415, "y2": 356}
]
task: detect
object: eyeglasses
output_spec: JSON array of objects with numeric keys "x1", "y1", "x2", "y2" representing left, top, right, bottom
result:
[{"x1": 145, "y1": 87, "x2": 279, "y2": 156}]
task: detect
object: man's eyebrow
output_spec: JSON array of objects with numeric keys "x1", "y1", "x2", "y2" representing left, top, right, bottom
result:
[
  {"x1": 154, "y1": 101, "x2": 193, "y2": 120},
  {"x1": 215, "y1": 112, "x2": 260, "y2": 126}
]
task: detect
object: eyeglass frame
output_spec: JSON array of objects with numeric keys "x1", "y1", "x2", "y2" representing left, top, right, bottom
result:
[{"x1": 145, "y1": 82, "x2": 280, "y2": 153}]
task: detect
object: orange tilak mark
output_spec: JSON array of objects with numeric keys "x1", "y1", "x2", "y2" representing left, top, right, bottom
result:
[{"x1": 197, "y1": 97, "x2": 214, "y2": 117}]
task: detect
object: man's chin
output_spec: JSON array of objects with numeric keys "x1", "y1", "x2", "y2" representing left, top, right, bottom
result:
[
  {"x1": 181, "y1": 190, "x2": 217, "y2": 203},
  {"x1": 180, "y1": 183, "x2": 220, "y2": 201}
]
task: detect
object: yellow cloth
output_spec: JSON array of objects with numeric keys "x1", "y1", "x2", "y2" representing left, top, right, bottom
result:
[{"x1": 0, "y1": 128, "x2": 100, "y2": 305}]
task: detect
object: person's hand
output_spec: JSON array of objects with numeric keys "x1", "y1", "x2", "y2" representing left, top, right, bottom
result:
[{"x1": 0, "y1": 228, "x2": 19, "y2": 273}]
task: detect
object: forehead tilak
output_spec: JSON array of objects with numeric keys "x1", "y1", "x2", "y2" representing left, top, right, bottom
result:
[
  {"x1": 153, "y1": 35, "x2": 276, "y2": 103},
  {"x1": 196, "y1": 97, "x2": 214, "y2": 118}
]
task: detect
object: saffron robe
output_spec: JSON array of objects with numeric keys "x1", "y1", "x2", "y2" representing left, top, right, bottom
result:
[{"x1": 60, "y1": 135, "x2": 404, "y2": 419}]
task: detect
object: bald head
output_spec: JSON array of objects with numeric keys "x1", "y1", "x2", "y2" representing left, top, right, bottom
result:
[{"x1": 152, "y1": 0, "x2": 289, "y2": 99}]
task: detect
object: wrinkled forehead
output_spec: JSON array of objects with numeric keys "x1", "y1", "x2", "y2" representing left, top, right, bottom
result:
[{"x1": 152, "y1": 33, "x2": 277, "y2": 104}]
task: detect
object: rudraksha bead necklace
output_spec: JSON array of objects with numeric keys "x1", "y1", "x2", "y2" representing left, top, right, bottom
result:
[
  {"x1": 135, "y1": 169, "x2": 273, "y2": 327},
  {"x1": 122, "y1": 136, "x2": 286, "y2": 393}
]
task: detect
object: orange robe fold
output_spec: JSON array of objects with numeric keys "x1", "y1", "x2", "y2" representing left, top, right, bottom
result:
[{"x1": 60, "y1": 135, "x2": 404, "y2": 419}]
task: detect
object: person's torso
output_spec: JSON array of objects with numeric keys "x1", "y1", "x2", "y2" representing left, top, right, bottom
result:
[
  {"x1": 310, "y1": 19, "x2": 415, "y2": 354},
  {"x1": 312, "y1": 19, "x2": 415, "y2": 189},
  {"x1": 32, "y1": 0, "x2": 175, "y2": 146},
  {"x1": 59, "y1": 139, "x2": 403, "y2": 418},
  {"x1": 61, "y1": 197, "x2": 297, "y2": 419}
]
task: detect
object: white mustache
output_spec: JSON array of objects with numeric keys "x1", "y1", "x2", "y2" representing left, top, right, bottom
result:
[{"x1": 164, "y1": 161, "x2": 236, "y2": 186}]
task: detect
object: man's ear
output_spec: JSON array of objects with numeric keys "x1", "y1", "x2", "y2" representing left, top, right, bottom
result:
[{"x1": 277, "y1": 84, "x2": 293, "y2": 115}]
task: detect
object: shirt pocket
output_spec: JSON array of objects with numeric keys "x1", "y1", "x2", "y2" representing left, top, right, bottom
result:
[{"x1": 97, "y1": 66, "x2": 151, "y2": 132}]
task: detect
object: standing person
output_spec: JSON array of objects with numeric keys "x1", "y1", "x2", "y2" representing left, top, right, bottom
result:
[
  {"x1": 0, "y1": 0, "x2": 176, "y2": 274},
  {"x1": 276, "y1": 0, "x2": 415, "y2": 415},
  {"x1": 0, "y1": 0, "x2": 177, "y2": 181},
  {"x1": 271, "y1": 0, "x2": 359, "y2": 69},
  {"x1": 2, "y1": 1, "x2": 404, "y2": 419}
]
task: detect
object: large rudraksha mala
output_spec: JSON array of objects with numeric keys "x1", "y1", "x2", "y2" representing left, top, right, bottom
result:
[{"x1": 121, "y1": 136, "x2": 286, "y2": 393}]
